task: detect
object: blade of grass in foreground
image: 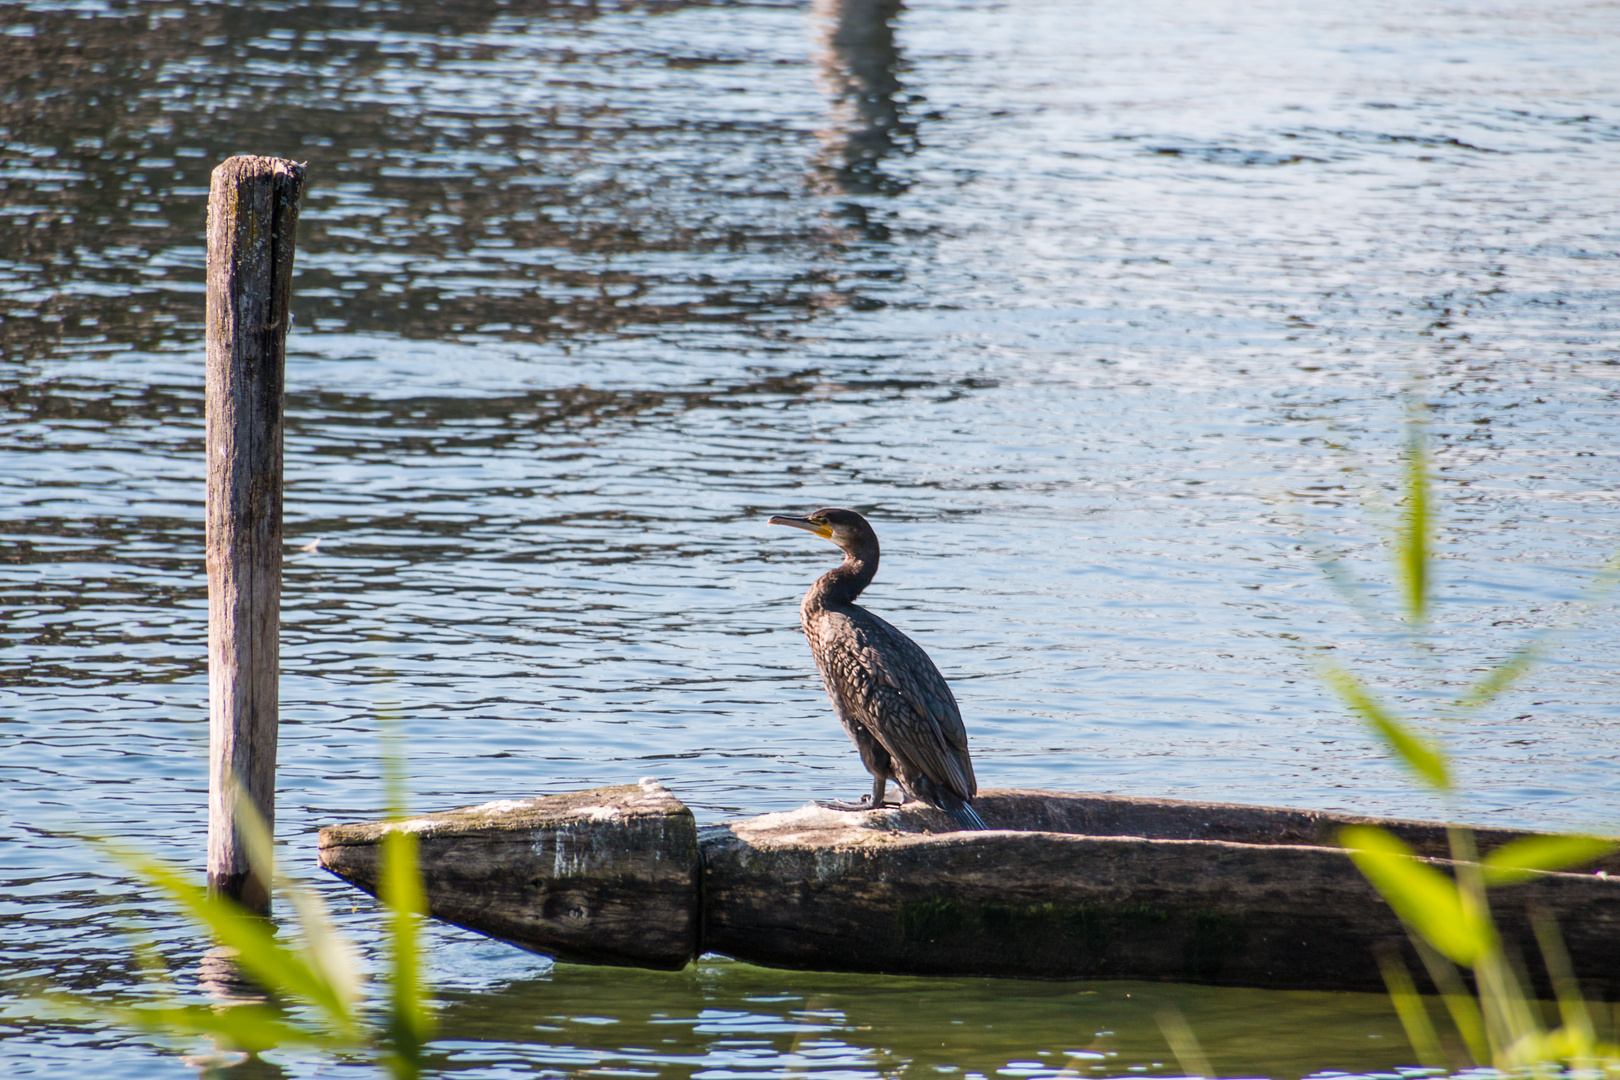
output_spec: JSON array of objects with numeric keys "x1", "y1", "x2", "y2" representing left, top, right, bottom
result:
[
  {"x1": 38, "y1": 994, "x2": 333, "y2": 1055},
  {"x1": 1529, "y1": 911, "x2": 1598, "y2": 1049},
  {"x1": 100, "y1": 844, "x2": 360, "y2": 1037},
  {"x1": 1482, "y1": 835, "x2": 1618, "y2": 886},
  {"x1": 381, "y1": 824, "x2": 430, "y2": 1075},
  {"x1": 379, "y1": 721, "x2": 434, "y2": 1078},
  {"x1": 1407, "y1": 935, "x2": 1490, "y2": 1066},
  {"x1": 1374, "y1": 946, "x2": 1445, "y2": 1069},
  {"x1": 1396, "y1": 419, "x2": 1430, "y2": 627},
  {"x1": 1317, "y1": 662, "x2": 1449, "y2": 791},
  {"x1": 1454, "y1": 643, "x2": 1540, "y2": 712},
  {"x1": 1156, "y1": 1006, "x2": 1214, "y2": 1079},
  {"x1": 228, "y1": 779, "x2": 363, "y2": 1021},
  {"x1": 1340, "y1": 825, "x2": 1495, "y2": 967}
]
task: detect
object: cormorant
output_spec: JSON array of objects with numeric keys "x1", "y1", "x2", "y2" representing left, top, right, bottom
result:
[{"x1": 768, "y1": 507, "x2": 989, "y2": 831}]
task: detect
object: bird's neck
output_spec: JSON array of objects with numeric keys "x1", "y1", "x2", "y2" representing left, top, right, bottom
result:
[{"x1": 809, "y1": 549, "x2": 877, "y2": 609}]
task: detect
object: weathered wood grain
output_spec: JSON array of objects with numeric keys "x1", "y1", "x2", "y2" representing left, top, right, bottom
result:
[
  {"x1": 206, "y1": 155, "x2": 306, "y2": 914},
  {"x1": 700, "y1": 795, "x2": 1620, "y2": 994},
  {"x1": 318, "y1": 781, "x2": 700, "y2": 969}
]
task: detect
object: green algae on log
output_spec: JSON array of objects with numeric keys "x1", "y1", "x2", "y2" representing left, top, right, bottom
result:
[{"x1": 318, "y1": 785, "x2": 1620, "y2": 993}]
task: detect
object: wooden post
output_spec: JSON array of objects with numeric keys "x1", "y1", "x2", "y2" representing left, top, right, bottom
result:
[{"x1": 206, "y1": 156, "x2": 305, "y2": 914}]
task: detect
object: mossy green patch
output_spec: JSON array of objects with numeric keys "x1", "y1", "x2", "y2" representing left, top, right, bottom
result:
[
  {"x1": 1182, "y1": 909, "x2": 1246, "y2": 980},
  {"x1": 897, "y1": 896, "x2": 970, "y2": 943}
]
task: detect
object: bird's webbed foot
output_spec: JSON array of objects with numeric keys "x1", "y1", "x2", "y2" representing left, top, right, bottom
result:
[{"x1": 813, "y1": 795, "x2": 895, "y2": 812}]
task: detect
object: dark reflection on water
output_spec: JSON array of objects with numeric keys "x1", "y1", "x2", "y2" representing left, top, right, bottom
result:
[
  {"x1": 0, "y1": 0, "x2": 875, "y2": 357},
  {"x1": 416, "y1": 958, "x2": 1412, "y2": 1078},
  {"x1": 810, "y1": 0, "x2": 916, "y2": 197},
  {"x1": 2, "y1": 948, "x2": 1419, "y2": 1079},
  {"x1": 4, "y1": 0, "x2": 1620, "y2": 1075}
]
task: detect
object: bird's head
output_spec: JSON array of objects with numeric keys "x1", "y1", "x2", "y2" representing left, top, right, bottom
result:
[{"x1": 767, "y1": 507, "x2": 878, "y2": 557}]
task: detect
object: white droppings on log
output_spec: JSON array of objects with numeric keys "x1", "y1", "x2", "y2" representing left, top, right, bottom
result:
[
  {"x1": 318, "y1": 784, "x2": 700, "y2": 969},
  {"x1": 472, "y1": 798, "x2": 540, "y2": 815},
  {"x1": 553, "y1": 835, "x2": 575, "y2": 877}
]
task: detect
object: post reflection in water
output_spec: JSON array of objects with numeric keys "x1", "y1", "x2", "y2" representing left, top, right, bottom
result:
[{"x1": 809, "y1": 0, "x2": 917, "y2": 198}]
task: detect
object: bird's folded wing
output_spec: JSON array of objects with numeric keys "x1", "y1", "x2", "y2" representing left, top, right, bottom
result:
[{"x1": 828, "y1": 610, "x2": 976, "y2": 799}]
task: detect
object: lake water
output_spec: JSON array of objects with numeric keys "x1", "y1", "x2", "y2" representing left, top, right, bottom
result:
[{"x1": 2, "y1": 0, "x2": 1618, "y2": 1074}]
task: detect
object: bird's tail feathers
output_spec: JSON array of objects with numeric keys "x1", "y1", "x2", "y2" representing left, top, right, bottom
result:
[
  {"x1": 907, "y1": 776, "x2": 990, "y2": 831},
  {"x1": 944, "y1": 798, "x2": 989, "y2": 831}
]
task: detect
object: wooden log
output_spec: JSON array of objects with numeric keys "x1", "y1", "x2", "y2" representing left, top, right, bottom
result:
[
  {"x1": 701, "y1": 794, "x2": 1620, "y2": 994},
  {"x1": 317, "y1": 786, "x2": 1620, "y2": 995},
  {"x1": 206, "y1": 155, "x2": 306, "y2": 914},
  {"x1": 317, "y1": 781, "x2": 699, "y2": 969}
]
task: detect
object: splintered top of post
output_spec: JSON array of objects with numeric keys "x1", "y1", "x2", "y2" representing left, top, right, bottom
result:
[
  {"x1": 205, "y1": 155, "x2": 307, "y2": 261},
  {"x1": 210, "y1": 155, "x2": 307, "y2": 188},
  {"x1": 317, "y1": 780, "x2": 689, "y2": 850}
]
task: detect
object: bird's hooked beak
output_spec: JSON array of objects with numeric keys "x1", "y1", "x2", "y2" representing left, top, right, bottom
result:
[{"x1": 768, "y1": 514, "x2": 833, "y2": 539}]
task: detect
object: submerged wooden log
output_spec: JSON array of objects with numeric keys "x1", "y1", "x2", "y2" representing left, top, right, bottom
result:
[{"x1": 318, "y1": 785, "x2": 1620, "y2": 995}]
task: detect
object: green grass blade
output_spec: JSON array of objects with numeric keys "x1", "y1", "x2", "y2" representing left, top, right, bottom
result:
[
  {"x1": 1318, "y1": 662, "x2": 1450, "y2": 790},
  {"x1": 1341, "y1": 825, "x2": 1495, "y2": 966},
  {"x1": 378, "y1": 720, "x2": 434, "y2": 1078},
  {"x1": 1529, "y1": 909, "x2": 1596, "y2": 1048},
  {"x1": 37, "y1": 994, "x2": 334, "y2": 1055},
  {"x1": 1482, "y1": 835, "x2": 1618, "y2": 886},
  {"x1": 1408, "y1": 934, "x2": 1490, "y2": 1066},
  {"x1": 1455, "y1": 643, "x2": 1541, "y2": 712},
  {"x1": 281, "y1": 882, "x2": 364, "y2": 1019},
  {"x1": 1375, "y1": 946, "x2": 1446, "y2": 1068},
  {"x1": 1397, "y1": 423, "x2": 1431, "y2": 626},
  {"x1": 1453, "y1": 552, "x2": 1620, "y2": 716},
  {"x1": 226, "y1": 777, "x2": 277, "y2": 897},
  {"x1": 381, "y1": 825, "x2": 432, "y2": 1074},
  {"x1": 1156, "y1": 1006, "x2": 1214, "y2": 1079},
  {"x1": 100, "y1": 844, "x2": 358, "y2": 1035},
  {"x1": 1472, "y1": 948, "x2": 1541, "y2": 1066},
  {"x1": 224, "y1": 774, "x2": 363, "y2": 1021},
  {"x1": 125, "y1": 934, "x2": 176, "y2": 989}
]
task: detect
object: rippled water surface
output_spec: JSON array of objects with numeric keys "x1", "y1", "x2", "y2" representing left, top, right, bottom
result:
[{"x1": 3, "y1": 0, "x2": 1619, "y2": 1075}]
